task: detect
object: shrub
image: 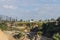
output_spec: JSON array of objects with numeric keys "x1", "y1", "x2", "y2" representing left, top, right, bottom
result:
[
  {"x1": 0, "y1": 23, "x2": 7, "y2": 30},
  {"x1": 53, "y1": 33, "x2": 60, "y2": 40}
]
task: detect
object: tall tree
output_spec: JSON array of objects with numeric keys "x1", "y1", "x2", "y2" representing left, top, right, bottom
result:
[
  {"x1": 31, "y1": 19, "x2": 34, "y2": 21},
  {"x1": 20, "y1": 19, "x2": 23, "y2": 22},
  {"x1": 57, "y1": 17, "x2": 60, "y2": 21}
]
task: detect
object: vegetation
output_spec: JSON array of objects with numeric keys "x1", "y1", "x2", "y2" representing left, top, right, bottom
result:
[
  {"x1": 0, "y1": 23, "x2": 7, "y2": 31},
  {"x1": 0, "y1": 15, "x2": 60, "y2": 40},
  {"x1": 53, "y1": 33, "x2": 60, "y2": 40}
]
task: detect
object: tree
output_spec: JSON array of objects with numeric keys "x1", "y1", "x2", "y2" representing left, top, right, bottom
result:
[
  {"x1": 57, "y1": 17, "x2": 60, "y2": 25},
  {"x1": 19, "y1": 19, "x2": 23, "y2": 22},
  {"x1": 41, "y1": 22, "x2": 58, "y2": 38},
  {"x1": 57, "y1": 17, "x2": 60, "y2": 21},
  {"x1": 39, "y1": 20, "x2": 41, "y2": 22},
  {"x1": 51, "y1": 18, "x2": 55, "y2": 21},
  {"x1": 31, "y1": 19, "x2": 34, "y2": 21}
]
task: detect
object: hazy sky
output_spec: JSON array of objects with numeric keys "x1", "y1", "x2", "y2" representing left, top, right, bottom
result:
[{"x1": 0, "y1": 0, "x2": 60, "y2": 20}]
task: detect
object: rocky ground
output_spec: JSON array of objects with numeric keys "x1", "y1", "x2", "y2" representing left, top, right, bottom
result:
[{"x1": 0, "y1": 29, "x2": 53, "y2": 40}]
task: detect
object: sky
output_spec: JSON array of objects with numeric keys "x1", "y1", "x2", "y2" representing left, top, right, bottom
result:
[{"x1": 0, "y1": 0, "x2": 60, "y2": 20}]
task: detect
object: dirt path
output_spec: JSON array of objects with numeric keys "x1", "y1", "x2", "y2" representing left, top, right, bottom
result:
[{"x1": 0, "y1": 29, "x2": 15, "y2": 40}]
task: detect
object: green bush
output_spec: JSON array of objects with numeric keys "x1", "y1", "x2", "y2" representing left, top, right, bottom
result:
[
  {"x1": 0, "y1": 23, "x2": 7, "y2": 30},
  {"x1": 19, "y1": 32, "x2": 23, "y2": 37},
  {"x1": 53, "y1": 33, "x2": 60, "y2": 40}
]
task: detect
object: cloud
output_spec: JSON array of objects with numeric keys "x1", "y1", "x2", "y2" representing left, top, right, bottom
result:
[
  {"x1": 2, "y1": 5, "x2": 17, "y2": 9},
  {"x1": 0, "y1": 0, "x2": 60, "y2": 20}
]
